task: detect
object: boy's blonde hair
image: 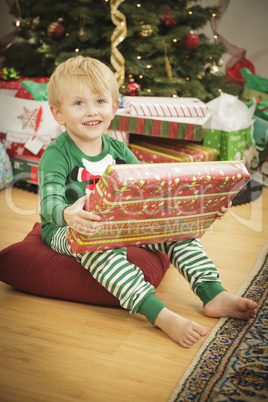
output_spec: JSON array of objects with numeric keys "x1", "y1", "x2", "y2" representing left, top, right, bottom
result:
[{"x1": 47, "y1": 56, "x2": 120, "y2": 107}]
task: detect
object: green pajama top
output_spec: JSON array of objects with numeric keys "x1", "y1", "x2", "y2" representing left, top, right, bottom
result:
[{"x1": 38, "y1": 131, "x2": 139, "y2": 246}]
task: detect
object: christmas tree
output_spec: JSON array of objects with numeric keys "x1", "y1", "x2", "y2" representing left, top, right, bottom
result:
[{"x1": 2, "y1": 0, "x2": 239, "y2": 101}]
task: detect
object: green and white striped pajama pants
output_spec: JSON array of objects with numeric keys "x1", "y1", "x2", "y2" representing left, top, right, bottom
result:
[{"x1": 51, "y1": 227, "x2": 225, "y2": 325}]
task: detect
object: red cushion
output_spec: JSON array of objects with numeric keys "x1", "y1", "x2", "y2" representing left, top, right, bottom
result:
[{"x1": 0, "y1": 223, "x2": 170, "y2": 305}]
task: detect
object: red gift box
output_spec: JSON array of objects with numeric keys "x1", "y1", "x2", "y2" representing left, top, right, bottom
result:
[
  {"x1": 109, "y1": 110, "x2": 210, "y2": 141},
  {"x1": 66, "y1": 161, "x2": 250, "y2": 253},
  {"x1": 129, "y1": 143, "x2": 189, "y2": 163},
  {"x1": 129, "y1": 139, "x2": 217, "y2": 163}
]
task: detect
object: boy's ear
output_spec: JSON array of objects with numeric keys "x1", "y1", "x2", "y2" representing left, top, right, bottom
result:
[
  {"x1": 112, "y1": 100, "x2": 120, "y2": 117},
  {"x1": 50, "y1": 105, "x2": 65, "y2": 125}
]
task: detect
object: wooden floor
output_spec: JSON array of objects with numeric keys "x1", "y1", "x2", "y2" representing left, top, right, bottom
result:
[{"x1": 0, "y1": 186, "x2": 267, "y2": 402}]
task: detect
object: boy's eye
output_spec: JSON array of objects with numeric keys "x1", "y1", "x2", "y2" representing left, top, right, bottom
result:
[
  {"x1": 74, "y1": 100, "x2": 83, "y2": 106},
  {"x1": 97, "y1": 99, "x2": 105, "y2": 104}
]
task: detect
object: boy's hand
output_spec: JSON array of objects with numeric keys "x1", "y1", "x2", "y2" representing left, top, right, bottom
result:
[
  {"x1": 63, "y1": 195, "x2": 102, "y2": 236},
  {"x1": 216, "y1": 201, "x2": 232, "y2": 220}
]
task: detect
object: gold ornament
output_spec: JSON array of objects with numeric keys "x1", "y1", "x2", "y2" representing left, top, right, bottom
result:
[
  {"x1": 139, "y1": 24, "x2": 153, "y2": 37},
  {"x1": 110, "y1": 0, "x2": 127, "y2": 86},
  {"x1": 78, "y1": 16, "x2": 86, "y2": 37},
  {"x1": 32, "y1": 16, "x2": 40, "y2": 26},
  {"x1": 47, "y1": 18, "x2": 65, "y2": 40},
  {"x1": 78, "y1": 28, "x2": 85, "y2": 37},
  {"x1": 206, "y1": 63, "x2": 220, "y2": 75},
  {"x1": 163, "y1": 42, "x2": 172, "y2": 79},
  {"x1": 210, "y1": 64, "x2": 220, "y2": 75},
  {"x1": 217, "y1": 57, "x2": 224, "y2": 67},
  {"x1": 165, "y1": 56, "x2": 172, "y2": 78},
  {"x1": 24, "y1": 19, "x2": 31, "y2": 28}
]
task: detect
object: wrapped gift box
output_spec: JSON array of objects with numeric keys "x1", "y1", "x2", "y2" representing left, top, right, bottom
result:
[
  {"x1": 105, "y1": 130, "x2": 129, "y2": 145},
  {"x1": 0, "y1": 77, "x2": 49, "y2": 90},
  {"x1": 109, "y1": 109, "x2": 210, "y2": 142},
  {"x1": 129, "y1": 138, "x2": 217, "y2": 163},
  {"x1": 12, "y1": 154, "x2": 40, "y2": 184},
  {"x1": 203, "y1": 126, "x2": 254, "y2": 161},
  {"x1": 203, "y1": 93, "x2": 256, "y2": 162},
  {"x1": 253, "y1": 117, "x2": 268, "y2": 151},
  {"x1": 66, "y1": 161, "x2": 250, "y2": 253},
  {"x1": 129, "y1": 143, "x2": 189, "y2": 163},
  {"x1": 0, "y1": 142, "x2": 13, "y2": 190},
  {"x1": 123, "y1": 96, "x2": 209, "y2": 118},
  {"x1": 0, "y1": 89, "x2": 63, "y2": 158}
]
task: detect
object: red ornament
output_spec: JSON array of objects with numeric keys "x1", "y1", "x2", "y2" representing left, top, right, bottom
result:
[
  {"x1": 183, "y1": 32, "x2": 200, "y2": 50},
  {"x1": 127, "y1": 78, "x2": 140, "y2": 96},
  {"x1": 47, "y1": 18, "x2": 66, "y2": 40},
  {"x1": 160, "y1": 12, "x2": 177, "y2": 26}
]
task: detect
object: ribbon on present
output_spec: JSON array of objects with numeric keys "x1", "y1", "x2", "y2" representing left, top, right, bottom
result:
[
  {"x1": 110, "y1": 0, "x2": 127, "y2": 87},
  {"x1": 34, "y1": 106, "x2": 43, "y2": 136},
  {"x1": 0, "y1": 67, "x2": 20, "y2": 81}
]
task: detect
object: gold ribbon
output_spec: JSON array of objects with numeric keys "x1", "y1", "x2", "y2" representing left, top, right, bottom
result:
[{"x1": 110, "y1": 0, "x2": 127, "y2": 87}]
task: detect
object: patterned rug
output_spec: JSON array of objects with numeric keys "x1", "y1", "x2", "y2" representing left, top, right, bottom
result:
[{"x1": 169, "y1": 241, "x2": 268, "y2": 402}]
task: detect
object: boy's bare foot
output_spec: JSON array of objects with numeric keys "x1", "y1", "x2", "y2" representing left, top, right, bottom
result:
[
  {"x1": 203, "y1": 291, "x2": 258, "y2": 320},
  {"x1": 154, "y1": 308, "x2": 208, "y2": 348}
]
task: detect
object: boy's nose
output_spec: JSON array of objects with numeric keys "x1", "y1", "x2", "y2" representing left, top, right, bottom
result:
[{"x1": 86, "y1": 104, "x2": 98, "y2": 116}]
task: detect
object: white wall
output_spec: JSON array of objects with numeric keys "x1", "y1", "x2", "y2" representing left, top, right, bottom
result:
[
  {"x1": 1, "y1": 0, "x2": 267, "y2": 78},
  {"x1": 200, "y1": 0, "x2": 268, "y2": 78}
]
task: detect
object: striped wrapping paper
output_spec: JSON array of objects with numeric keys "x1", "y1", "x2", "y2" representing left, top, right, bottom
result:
[
  {"x1": 105, "y1": 129, "x2": 129, "y2": 145},
  {"x1": 66, "y1": 161, "x2": 250, "y2": 253},
  {"x1": 123, "y1": 97, "x2": 209, "y2": 118},
  {"x1": 109, "y1": 110, "x2": 209, "y2": 141}
]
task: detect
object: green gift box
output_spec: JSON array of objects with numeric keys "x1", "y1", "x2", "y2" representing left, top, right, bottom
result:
[
  {"x1": 202, "y1": 129, "x2": 222, "y2": 159},
  {"x1": 203, "y1": 125, "x2": 254, "y2": 161}
]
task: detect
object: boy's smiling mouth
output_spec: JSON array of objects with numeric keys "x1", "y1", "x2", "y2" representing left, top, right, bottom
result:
[{"x1": 83, "y1": 121, "x2": 101, "y2": 126}]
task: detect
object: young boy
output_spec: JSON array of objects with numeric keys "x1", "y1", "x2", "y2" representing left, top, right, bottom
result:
[{"x1": 39, "y1": 56, "x2": 258, "y2": 348}]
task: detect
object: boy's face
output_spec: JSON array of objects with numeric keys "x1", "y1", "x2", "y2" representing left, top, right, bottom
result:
[{"x1": 50, "y1": 79, "x2": 118, "y2": 151}]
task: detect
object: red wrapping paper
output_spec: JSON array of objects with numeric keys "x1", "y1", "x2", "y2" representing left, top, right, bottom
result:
[
  {"x1": 66, "y1": 161, "x2": 250, "y2": 253},
  {"x1": 129, "y1": 139, "x2": 217, "y2": 163},
  {"x1": 0, "y1": 77, "x2": 49, "y2": 90}
]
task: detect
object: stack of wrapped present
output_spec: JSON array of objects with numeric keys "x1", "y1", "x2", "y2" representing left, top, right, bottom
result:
[
  {"x1": 109, "y1": 96, "x2": 211, "y2": 142},
  {"x1": 110, "y1": 95, "x2": 216, "y2": 164}
]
